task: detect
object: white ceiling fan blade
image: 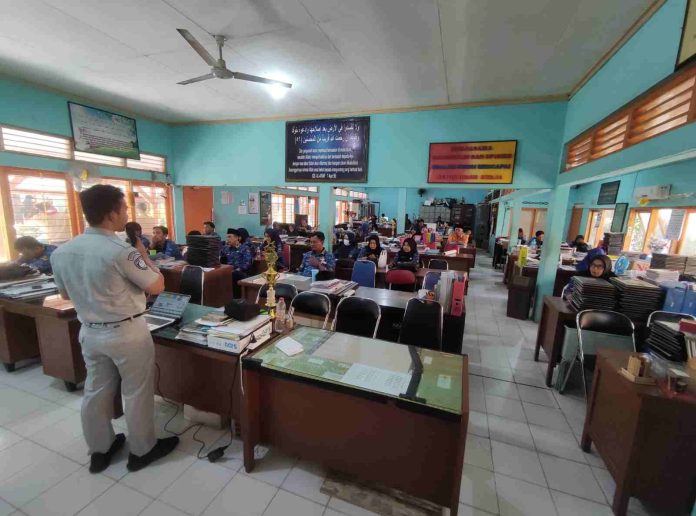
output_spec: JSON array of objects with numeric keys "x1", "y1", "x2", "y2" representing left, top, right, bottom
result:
[
  {"x1": 232, "y1": 72, "x2": 292, "y2": 89},
  {"x1": 178, "y1": 73, "x2": 215, "y2": 85},
  {"x1": 177, "y1": 28, "x2": 216, "y2": 66}
]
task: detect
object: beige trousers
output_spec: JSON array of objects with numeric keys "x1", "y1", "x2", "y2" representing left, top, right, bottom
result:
[{"x1": 79, "y1": 317, "x2": 156, "y2": 457}]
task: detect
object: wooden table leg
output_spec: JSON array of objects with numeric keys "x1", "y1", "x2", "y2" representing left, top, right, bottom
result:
[
  {"x1": 241, "y1": 366, "x2": 260, "y2": 473},
  {"x1": 35, "y1": 316, "x2": 86, "y2": 387},
  {"x1": 612, "y1": 485, "x2": 630, "y2": 516}
]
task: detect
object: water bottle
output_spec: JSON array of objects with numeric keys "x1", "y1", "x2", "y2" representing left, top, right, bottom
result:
[{"x1": 275, "y1": 297, "x2": 286, "y2": 333}]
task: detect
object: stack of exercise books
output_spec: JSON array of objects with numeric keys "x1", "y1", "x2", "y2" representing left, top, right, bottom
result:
[
  {"x1": 569, "y1": 276, "x2": 616, "y2": 311},
  {"x1": 647, "y1": 320, "x2": 687, "y2": 362},
  {"x1": 684, "y1": 256, "x2": 696, "y2": 276},
  {"x1": 185, "y1": 235, "x2": 220, "y2": 267},
  {"x1": 610, "y1": 277, "x2": 664, "y2": 321},
  {"x1": 650, "y1": 253, "x2": 687, "y2": 273},
  {"x1": 602, "y1": 232, "x2": 625, "y2": 256},
  {"x1": 309, "y1": 279, "x2": 358, "y2": 296},
  {"x1": 645, "y1": 268, "x2": 681, "y2": 283}
]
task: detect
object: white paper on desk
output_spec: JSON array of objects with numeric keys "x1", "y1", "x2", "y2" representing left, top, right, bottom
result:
[
  {"x1": 276, "y1": 336, "x2": 304, "y2": 356},
  {"x1": 340, "y1": 363, "x2": 411, "y2": 397},
  {"x1": 201, "y1": 267, "x2": 214, "y2": 272}
]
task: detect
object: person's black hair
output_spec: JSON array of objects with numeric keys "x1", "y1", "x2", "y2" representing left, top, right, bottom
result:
[
  {"x1": 125, "y1": 222, "x2": 142, "y2": 234},
  {"x1": 575, "y1": 234, "x2": 585, "y2": 241},
  {"x1": 204, "y1": 221, "x2": 215, "y2": 229},
  {"x1": 454, "y1": 224, "x2": 464, "y2": 230},
  {"x1": 398, "y1": 237, "x2": 418, "y2": 259},
  {"x1": 153, "y1": 225, "x2": 169, "y2": 236},
  {"x1": 366, "y1": 234, "x2": 382, "y2": 252},
  {"x1": 237, "y1": 228, "x2": 250, "y2": 243},
  {"x1": 264, "y1": 228, "x2": 283, "y2": 246},
  {"x1": 188, "y1": 230, "x2": 202, "y2": 236},
  {"x1": 79, "y1": 184, "x2": 125, "y2": 226},
  {"x1": 535, "y1": 230, "x2": 544, "y2": 237},
  {"x1": 518, "y1": 227, "x2": 524, "y2": 233},
  {"x1": 14, "y1": 236, "x2": 41, "y2": 251},
  {"x1": 226, "y1": 228, "x2": 241, "y2": 237},
  {"x1": 311, "y1": 231, "x2": 325, "y2": 243}
]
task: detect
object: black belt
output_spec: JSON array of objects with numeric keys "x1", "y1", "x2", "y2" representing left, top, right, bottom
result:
[{"x1": 84, "y1": 312, "x2": 145, "y2": 328}]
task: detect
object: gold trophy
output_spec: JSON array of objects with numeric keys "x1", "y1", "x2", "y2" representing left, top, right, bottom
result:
[{"x1": 262, "y1": 244, "x2": 279, "y2": 319}]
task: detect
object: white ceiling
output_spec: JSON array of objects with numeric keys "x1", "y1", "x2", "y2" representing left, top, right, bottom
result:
[{"x1": 0, "y1": 0, "x2": 654, "y2": 123}]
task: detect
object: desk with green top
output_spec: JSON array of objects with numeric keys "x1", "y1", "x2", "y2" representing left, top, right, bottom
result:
[{"x1": 242, "y1": 326, "x2": 468, "y2": 515}]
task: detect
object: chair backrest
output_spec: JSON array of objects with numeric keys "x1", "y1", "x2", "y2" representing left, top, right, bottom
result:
[
  {"x1": 398, "y1": 298, "x2": 443, "y2": 350},
  {"x1": 315, "y1": 271, "x2": 335, "y2": 281},
  {"x1": 647, "y1": 310, "x2": 696, "y2": 327},
  {"x1": 385, "y1": 269, "x2": 416, "y2": 291},
  {"x1": 290, "y1": 291, "x2": 332, "y2": 329},
  {"x1": 335, "y1": 258, "x2": 355, "y2": 281},
  {"x1": 282, "y1": 244, "x2": 291, "y2": 270},
  {"x1": 428, "y1": 259, "x2": 449, "y2": 270},
  {"x1": 423, "y1": 271, "x2": 441, "y2": 291},
  {"x1": 333, "y1": 296, "x2": 381, "y2": 338},
  {"x1": 576, "y1": 309, "x2": 635, "y2": 359},
  {"x1": 351, "y1": 259, "x2": 376, "y2": 288},
  {"x1": 256, "y1": 282, "x2": 298, "y2": 304},
  {"x1": 180, "y1": 265, "x2": 204, "y2": 305}
]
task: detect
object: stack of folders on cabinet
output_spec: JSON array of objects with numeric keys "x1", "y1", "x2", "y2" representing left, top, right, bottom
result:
[
  {"x1": 610, "y1": 277, "x2": 664, "y2": 321},
  {"x1": 434, "y1": 270, "x2": 466, "y2": 316},
  {"x1": 569, "y1": 277, "x2": 616, "y2": 311}
]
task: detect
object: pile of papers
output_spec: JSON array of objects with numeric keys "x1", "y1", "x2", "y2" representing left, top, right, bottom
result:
[
  {"x1": 603, "y1": 232, "x2": 625, "y2": 256},
  {"x1": 650, "y1": 253, "x2": 687, "y2": 273},
  {"x1": 176, "y1": 314, "x2": 272, "y2": 353},
  {"x1": 609, "y1": 277, "x2": 664, "y2": 321},
  {"x1": 685, "y1": 256, "x2": 696, "y2": 276},
  {"x1": 0, "y1": 279, "x2": 57, "y2": 300},
  {"x1": 569, "y1": 277, "x2": 616, "y2": 311},
  {"x1": 645, "y1": 269, "x2": 681, "y2": 283},
  {"x1": 310, "y1": 279, "x2": 357, "y2": 295}
]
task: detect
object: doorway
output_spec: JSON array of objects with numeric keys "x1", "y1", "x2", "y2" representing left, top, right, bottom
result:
[{"x1": 183, "y1": 186, "x2": 214, "y2": 235}]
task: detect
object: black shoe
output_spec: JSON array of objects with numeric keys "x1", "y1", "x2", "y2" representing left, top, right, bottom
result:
[
  {"x1": 89, "y1": 433, "x2": 126, "y2": 473},
  {"x1": 126, "y1": 436, "x2": 179, "y2": 472}
]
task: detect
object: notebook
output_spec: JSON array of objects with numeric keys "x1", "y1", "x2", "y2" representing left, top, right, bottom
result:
[{"x1": 145, "y1": 292, "x2": 191, "y2": 332}]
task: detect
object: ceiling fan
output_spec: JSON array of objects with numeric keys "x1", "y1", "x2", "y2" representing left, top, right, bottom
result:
[{"x1": 175, "y1": 28, "x2": 292, "y2": 89}]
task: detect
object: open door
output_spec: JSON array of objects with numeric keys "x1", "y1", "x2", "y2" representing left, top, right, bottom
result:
[
  {"x1": 566, "y1": 206, "x2": 583, "y2": 243},
  {"x1": 183, "y1": 186, "x2": 213, "y2": 235}
]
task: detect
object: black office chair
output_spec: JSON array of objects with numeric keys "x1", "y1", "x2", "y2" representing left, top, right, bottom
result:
[
  {"x1": 428, "y1": 259, "x2": 449, "y2": 270},
  {"x1": 256, "y1": 283, "x2": 298, "y2": 305},
  {"x1": 180, "y1": 265, "x2": 204, "y2": 304},
  {"x1": 315, "y1": 270, "x2": 335, "y2": 281},
  {"x1": 333, "y1": 296, "x2": 381, "y2": 338},
  {"x1": 290, "y1": 291, "x2": 332, "y2": 329},
  {"x1": 398, "y1": 298, "x2": 443, "y2": 351}
]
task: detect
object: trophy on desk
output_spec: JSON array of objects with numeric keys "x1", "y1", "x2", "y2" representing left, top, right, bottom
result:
[{"x1": 263, "y1": 244, "x2": 279, "y2": 319}]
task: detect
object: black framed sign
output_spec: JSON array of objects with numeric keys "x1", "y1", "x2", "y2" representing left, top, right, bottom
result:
[
  {"x1": 597, "y1": 180, "x2": 620, "y2": 205},
  {"x1": 286, "y1": 117, "x2": 369, "y2": 183},
  {"x1": 611, "y1": 203, "x2": 629, "y2": 233},
  {"x1": 259, "y1": 191, "x2": 272, "y2": 225}
]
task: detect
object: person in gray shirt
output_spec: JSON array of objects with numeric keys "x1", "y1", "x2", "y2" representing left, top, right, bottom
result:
[{"x1": 51, "y1": 185, "x2": 178, "y2": 473}]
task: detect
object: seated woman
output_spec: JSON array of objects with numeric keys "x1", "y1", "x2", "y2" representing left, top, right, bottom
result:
[
  {"x1": 390, "y1": 237, "x2": 419, "y2": 270},
  {"x1": 357, "y1": 235, "x2": 383, "y2": 264},
  {"x1": 564, "y1": 254, "x2": 615, "y2": 300},
  {"x1": 260, "y1": 228, "x2": 286, "y2": 269},
  {"x1": 570, "y1": 234, "x2": 590, "y2": 253},
  {"x1": 286, "y1": 224, "x2": 299, "y2": 237},
  {"x1": 333, "y1": 231, "x2": 358, "y2": 260}
]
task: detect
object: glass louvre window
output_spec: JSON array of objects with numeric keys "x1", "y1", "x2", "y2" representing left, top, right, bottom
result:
[
  {"x1": 8, "y1": 174, "x2": 73, "y2": 244},
  {"x1": 132, "y1": 184, "x2": 169, "y2": 238},
  {"x1": 126, "y1": 154, "x2": 166, "y2": 173}
]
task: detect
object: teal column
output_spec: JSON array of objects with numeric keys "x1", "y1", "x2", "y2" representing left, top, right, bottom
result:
[
  {"x1": 172, "y1": 185, "x2": 186, "y2": 242},
  {"x1": 397, "y1": 188, "x2": 407, "y2": 234},
  {"x1": 318, "y1": 185, "x2": 335, "y2": 251},
  {"x1": 534, "y1": 185, "x2": 571, "y2": 320}
]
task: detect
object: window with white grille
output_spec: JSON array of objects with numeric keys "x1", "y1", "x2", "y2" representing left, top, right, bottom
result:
[
  {"x1": 126, "y1": 154, "x2": 167, "y2": 173},
  {"x1": 132, "y1": 184, "x2": 169, "y2": 238},
  {"x1": 1, "y1": 127, "x2": 72, "y2": 160}
]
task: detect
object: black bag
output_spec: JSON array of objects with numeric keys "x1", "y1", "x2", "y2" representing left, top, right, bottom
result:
[{"x1": 224, "y1": 299, "x2": 260, "y2": 321}]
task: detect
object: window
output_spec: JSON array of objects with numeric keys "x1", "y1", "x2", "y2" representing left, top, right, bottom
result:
[
  {"x1": 564, "y1": 63, "x2": 696, "y2": 171},
  {"x1": 585, "y1": 209, "x2": 614, "y2": 247},
  {"x1": 271, "y1": 193, "x2": 318, "y2": 226},
  {"x1": 336, "y1": 201, "x2": 351, "y2": 224},
  {"x1": 284, "y1": 186, "x2": 318, "y2": 193},
  {"x1": 515, "y1": 208, "x2": 547, "y2": 239},
  {"x1": 624, "y1": 207, "x2": 696, "y2": 254},
  {"x1": 0, "y1": 125, "x2": 167, "y2": 173},
  {"x1": 74, "y1": 177, "x2": 130, "y2": 232},
  {"x1": 8, "y1": 173, "x2": 74, "y2": 245},
  {"x1": 132, "y1": 183, "x2": 170, "y2": 238}
]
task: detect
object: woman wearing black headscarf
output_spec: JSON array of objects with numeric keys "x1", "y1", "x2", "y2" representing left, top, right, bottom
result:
[
  {"x1": 261, "y1": 228, "x2": 286, "y2": 269},
  {"x1": 358, "y1": 235, "x2": 382, "y2": 264},
  {"x1": 564, "y1": 254, "x2": 615, "y2": 300},
  {"x1": 391, "y1": 237, "x2": 419, "y2": 269},
  {"x1": 333, "y1": 231, "x2": 358, "y2": 260}
]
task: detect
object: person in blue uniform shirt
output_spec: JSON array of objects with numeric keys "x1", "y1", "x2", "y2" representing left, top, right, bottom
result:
[
  {"x1": 124, "y1": 222, "x2": 151, "y2": 249},
  {"x1": 299, "y1": 232, "x2": 336, "y2": 277},
  {"x1": 14, "y1": 236, "x2": 57, "y2": 274},
  {"x1": 150, "y1": 226, "x2": 183, "y2": 260},
  {"x1": 221, "y1": 228, "x2": 252, "y2": 297}
]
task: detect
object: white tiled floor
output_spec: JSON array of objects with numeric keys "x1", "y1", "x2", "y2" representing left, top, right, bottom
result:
[{"x1": 0, "y1": 254, "x2": 669, "y2": 515}]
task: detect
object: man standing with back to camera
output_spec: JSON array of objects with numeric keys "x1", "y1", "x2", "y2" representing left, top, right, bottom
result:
[{"x1": 51, "y1": 185, "x2": 178, "y2": 473}]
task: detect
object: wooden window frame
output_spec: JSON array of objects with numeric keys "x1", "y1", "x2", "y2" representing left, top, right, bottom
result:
[
  {"x1": 623, "y1": 207, "x2": 696, "y2": 254},
  {"x1": 272, "y1": 192, "x2": 318, "y2": 226},
  {"x1": 564, "y1": 60, "x2": 696, "y2": 171},
  {"x1": 584, "y1": 208, "x2": 614, "y2": 248}
]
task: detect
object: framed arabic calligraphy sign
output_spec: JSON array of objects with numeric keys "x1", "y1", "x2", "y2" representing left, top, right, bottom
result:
[{"x1": 286, "y1": 117, "x2": 370, "y2": 182}]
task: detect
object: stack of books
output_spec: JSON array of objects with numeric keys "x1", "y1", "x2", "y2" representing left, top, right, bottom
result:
[
  {"x1": 685, "y1": 256, "x2": 696, "y2": 276},
  {"x1": 602, "y1": 232, "x2": 625, "y2": 256},
  {"x1": 610, "y1": 277, "x2": 664, "y2": 321},
  {"x1": 645, "y1": 269, "x2": 681, "y2": 283},
  {"x1": 647, "y1": 320, "x2": 687, "y2": 362},
  {"x1": 309, "y1": 279, "x2": 357, "y2": 295},
  {"x1": 569, "y1": 277, "x2": 616, "y2": 311},
  {"x1": 650, "y1": 253, "x2": 687, "y2": 273},
  {"x1": 185, "y1": 235, "x2": 220, "y2": 267}
]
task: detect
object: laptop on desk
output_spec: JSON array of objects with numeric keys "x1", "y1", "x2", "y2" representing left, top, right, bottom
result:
[{"x1": 145, "y1": 292, "x2": 191, "y2": 332}]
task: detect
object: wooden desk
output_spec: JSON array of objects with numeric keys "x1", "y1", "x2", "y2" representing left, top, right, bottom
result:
[
  {"x1": 0, "y1": 295, "x2": 84, "y2": 390},
  {"x1": 534, "y1": 296, "x2": 577, "y2": 387},
  {"x1": 160, "y1": 265, "x2": 234, "y2": 307},
  {"x1": 582, "y1": 350, "x2": 696, "y2": 516},
  {"x1": 521, "y1": 265, "x2": 577, "y2": 297},
  {"x1": 421, "y1": 254, "x2": 472, "y2": 272},
  {"x1": 238, "y1": 274, "x2": 313, "y2": 304},
  {"x1": 242, "y1": 327, "x2": 468, "y2": 516},
  {"x1": 152, "y1": 304, "x2": 242, "y2": 423},
  {"x1": 0, "y1": 306, "x2": 39, "y2": 372}
]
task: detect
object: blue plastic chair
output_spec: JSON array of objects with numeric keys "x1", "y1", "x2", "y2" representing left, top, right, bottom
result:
[
  {"x1": 423, "y1": 271, "x2": 441, "y2": 291},
  {"x1": 351, "y1": 259, "x2": 376, "y2": 288}
]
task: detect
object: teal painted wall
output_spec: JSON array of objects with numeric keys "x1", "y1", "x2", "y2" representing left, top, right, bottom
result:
[
  {"x1": 171, "y1": 102, "x2": 567, "y2": 190},
  {"x1": 562, "y1": 0, "x2": 686, "y2": 142}
]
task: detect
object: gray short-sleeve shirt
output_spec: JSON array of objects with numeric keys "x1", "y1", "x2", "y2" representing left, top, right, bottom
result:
[{"x1": 51, "y1": 227, "x2": 160, "y2": 324}]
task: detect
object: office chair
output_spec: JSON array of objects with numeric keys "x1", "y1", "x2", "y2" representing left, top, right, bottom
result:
[
  {"x1": 335, "y1": 259, "x2": 355, "y2": 281},
  {"x1": 423, "y1": 271, "x2": 441, "y2": 291},
  {"x1": 647, "y1": 310, "x2": 696, "y2": 327},
  {"x1": 398, "y1": 298, "x2": 443, "y2": 351},
  {"x1": 290, "y1": 291, "x2": 332, "y2": 330},
  {"x1": 386, "y1": 269, "x2": 416, "y2": 292},
  {"x1": 333, "y1": 296, "x2": 381, "y2": 338},
  {"x1": 428, "y1": 259, "x2": 449, "y2": 270},
  {"x1": 559, "y1": 309, "x2": 635, "y2": 398},
  {"x1": 351, "y1": 259, "x2": 376, "y2": 288},
  {"x1": 315, "y1": 271, "x2": 335, "y2": 281},
  {"x1": 281, "y1": 244, "x2": 291, "y2": 271},
  {"x1": 256, "y1": 282, "x2": 298, "y2": 305},
  {"x1": 180, "y1": 265, "x2": 204, "y2": 305}
]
